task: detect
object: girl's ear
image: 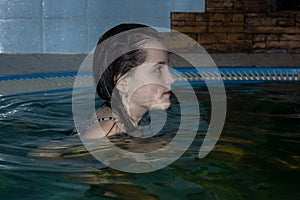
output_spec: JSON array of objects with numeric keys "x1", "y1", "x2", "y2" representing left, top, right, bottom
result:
[{"x1": 115, "y1": 76, "x2": 129, "y2": 94}]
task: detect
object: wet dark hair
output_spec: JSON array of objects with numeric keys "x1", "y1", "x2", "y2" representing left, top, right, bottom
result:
[
  {"x1": 93, "y1": 23, "x2": 160, "y2": 100},
  {"x1": 93, "y1": 23, "x2": 161, "y2": 133}
]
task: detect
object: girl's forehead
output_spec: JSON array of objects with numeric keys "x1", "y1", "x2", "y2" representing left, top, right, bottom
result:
[
  {"x1": 144, "y1": 48, "x2": 168, "y2": 63},
  {"x1": 121, "y1": 40, "x2": 168, "y2": 77}
]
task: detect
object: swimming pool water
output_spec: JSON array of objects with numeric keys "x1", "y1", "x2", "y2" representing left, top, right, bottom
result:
[{"x1": 0, "y1": 83, "x2": 299, "y2": 199}]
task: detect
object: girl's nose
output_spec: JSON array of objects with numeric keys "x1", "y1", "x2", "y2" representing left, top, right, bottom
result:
[{"x1": 166, "y1": 69, "x2": 175, "y2": 85}]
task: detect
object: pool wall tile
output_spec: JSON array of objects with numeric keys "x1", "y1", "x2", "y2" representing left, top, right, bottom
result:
[
  {"x1": 0, "y1": 0, "x2": 42, "y2": 19},
  {"x1": 174, "y1": 0, "x2": 205, "y2": 13},
  {"x1": 131, "y1": 0, "x2": 172, "y2": 18},
  {"x1": 88, "y1": 0, "x2": 130, "y2": 19},
  {"x1": 0, "y1": 0, "x2": 205, "y2": 53},
  {"x1": 88, "y1": 18, "x2": 130, "y2": 51},
  {"x1": 133, "y1": 18, "x2": 171, "y2": 29},
  {"x1": 0, "y1": 19, "x2": 42, "y2": 52},
  {"x1": 43, "y1": 0, "x2": 86, "y2": 19},
  {"x1": 44, "y1": 19, "x2": 86, "y2": 52}
]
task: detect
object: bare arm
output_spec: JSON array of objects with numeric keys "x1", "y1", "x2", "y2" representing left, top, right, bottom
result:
[{"x1": 83, "y1": 120, "x2": 118, "y2": 139}]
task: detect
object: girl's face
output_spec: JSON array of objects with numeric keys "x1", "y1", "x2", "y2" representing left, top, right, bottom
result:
[{"x1": 124, "y1": 40, "x2": 175, "y2": 111}]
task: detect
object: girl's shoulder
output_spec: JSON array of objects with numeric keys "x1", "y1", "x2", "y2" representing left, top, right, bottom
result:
[{"x1": 83, "y1": 107, "x2": 120, "y2": 139}]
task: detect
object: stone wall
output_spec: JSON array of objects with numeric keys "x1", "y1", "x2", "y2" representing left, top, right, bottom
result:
[{"x1": 171, "y1": 0, "x2": 300, "y2": 53}]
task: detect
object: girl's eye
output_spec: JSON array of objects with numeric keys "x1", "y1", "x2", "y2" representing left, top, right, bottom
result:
[{"x1": 155, "y1": 65, "x2": 163, "y2": 73}]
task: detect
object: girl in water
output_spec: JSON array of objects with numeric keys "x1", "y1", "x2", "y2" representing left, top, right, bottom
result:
[{"x1": 84, "y1": 23, "x2": 175, "y2": 139}]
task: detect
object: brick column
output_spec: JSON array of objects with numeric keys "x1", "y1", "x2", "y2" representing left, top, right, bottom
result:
[{"x1": 171, "y1": 0, "x2": 300, "y2": 53}]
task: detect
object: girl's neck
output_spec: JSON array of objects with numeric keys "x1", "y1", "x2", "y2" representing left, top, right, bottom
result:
[
  {"x1": 121, "y1": 97, "x2": 147, "y2": 127},
  {"x1": 128, "y1": 104, "x2": 147, "y2": 126}
]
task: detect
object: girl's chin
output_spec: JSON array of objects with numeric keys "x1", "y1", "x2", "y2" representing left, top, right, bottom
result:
[{"x1": 149, "y1": 101, "x2": 171, "y2": 110}]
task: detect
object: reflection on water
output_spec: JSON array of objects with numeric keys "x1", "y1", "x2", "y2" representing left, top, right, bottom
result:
[{"x1": 0, "y1": 82, "x2": 299, "y2": 199}]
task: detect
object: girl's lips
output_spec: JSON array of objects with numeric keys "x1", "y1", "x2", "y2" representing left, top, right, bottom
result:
[{"x1": 163, "y1": 91, "x2": 171, "y2": 96}]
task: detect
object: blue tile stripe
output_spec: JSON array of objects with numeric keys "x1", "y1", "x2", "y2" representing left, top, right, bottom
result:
[
  {"x1": 1, "y1": 67, "x2": 299, "y2": 81},
  {"x1": 0, "y1": 71, "x2": 92, "y2": 81},
  {"x1": 1, "y1": 67, "x2": 299, "y2": 98},
  {"x1": 174, "y1": 67, "x2": 300, "y2": 74}
]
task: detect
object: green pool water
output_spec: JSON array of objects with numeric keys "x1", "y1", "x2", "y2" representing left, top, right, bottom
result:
[{"x1": 0, "y1": 82, "x2": 299, "y2": 200}]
